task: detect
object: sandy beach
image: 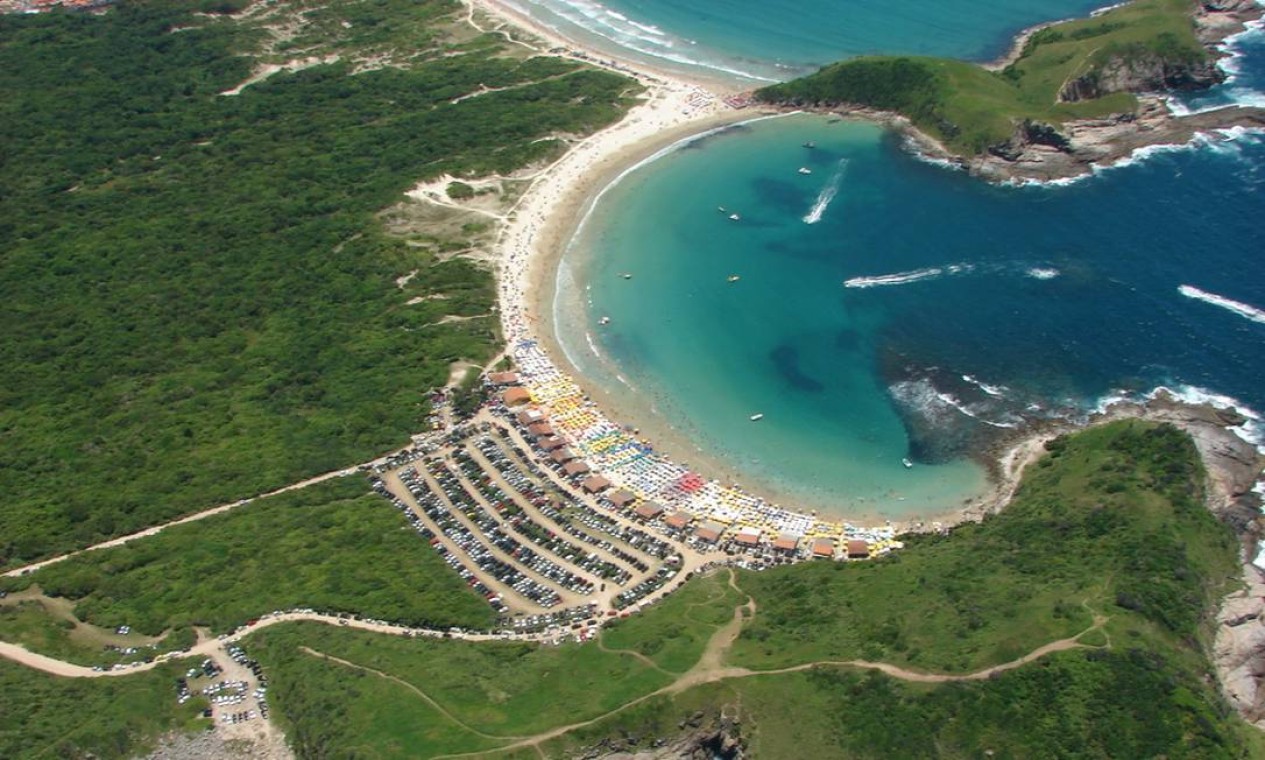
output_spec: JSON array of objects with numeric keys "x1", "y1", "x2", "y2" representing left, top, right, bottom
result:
[
  {"x1": 471, "y1": 0, "x2": 1265, "y2": 536},
  {"x1": 474, "y1": 0, "x2": 1048, "y2": 532}
]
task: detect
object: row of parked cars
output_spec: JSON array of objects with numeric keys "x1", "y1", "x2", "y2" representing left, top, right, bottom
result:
[
  {"x1": 454, "y1": 445, "x2": 632, "y2": 584},
  {"x1": 429, "y1": 459, "x2": 596, "y2": 596},
  {"x1": 399, "y1": 467, "x2": 563, "y2": 608}
]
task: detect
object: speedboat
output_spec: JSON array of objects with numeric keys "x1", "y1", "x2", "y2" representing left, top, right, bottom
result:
[
  {"x1": 750, "y1": 413, "x2": 764, "y2": 421},
  {"x1": 728, "y1": 213, "x2": 741, "y2": 221},
  {"x1": 727, "y1": 275, "x2": 740, "y2": 283},
  {"x1": 798, "y1": 167, "x2": 812, "y2": 175},
  {"x1": 902, "y1": 458, "x2": 913, "y2": 468}
]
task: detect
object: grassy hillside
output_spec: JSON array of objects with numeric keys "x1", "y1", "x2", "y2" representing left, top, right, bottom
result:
[
  {"x1": 0, "y1": 658, "x2": 209, "y2": 759},
  {"x1": 755, "y1": 0, "x2": 1207, "y2": 153},
  {"x1": 0, "y1": 0, "x2": 638, "y2": 568},
  {"x1": 0, "y1": 478, "x2": 496, "y2": 642},
  {"x1": 212, "y1": 421, "x2": 1257, "y2": 759}
]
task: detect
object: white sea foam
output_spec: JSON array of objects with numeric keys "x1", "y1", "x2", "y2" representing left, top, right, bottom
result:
[
  {"x1": 1025, "y1": 267, "x2": 1060, "y2": 280},
  {"x1": 962, "y1": 374, "x2": 1007, "y2": 398},
  {"x1": 519, "y1": 0, "x2": 779, "y2": 82},
  {"x1": 844, "y1": 263, "x2": 974, "y2": 289},
  {"x1": 1178, "y1": 284, "x2": 1265, "y2": 325},
  {"x1": 802, "y1": 159, "x2": 847, "y2": 224}
]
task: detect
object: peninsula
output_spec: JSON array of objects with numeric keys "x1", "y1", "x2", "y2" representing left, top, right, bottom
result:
[{"x1": 755, "y1": 0, "x2": 1265, "y2": 181}]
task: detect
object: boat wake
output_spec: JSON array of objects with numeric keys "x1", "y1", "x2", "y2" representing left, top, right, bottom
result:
[
  {"x1": 802, "y1": 159, "x2": 848, "y2": 224},
  {"x1": 844, "y1": 264, "x2": 972, "y2": 289},
  {"x1": 1179, "y1": 284, "x2": 1265, "y2": 325}
]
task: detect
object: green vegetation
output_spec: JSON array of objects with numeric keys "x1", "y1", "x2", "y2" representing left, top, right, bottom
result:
[
  {"x1": 755, "y1": 0, "x2": 1207, "y2": 153},
  {"x1": 0, "y1": 0, "x2": 637, "y2": 568},
  {"x1": 601, "y1": 570, "x2": 744, "y2": 673},
  {"x1": 546, "y1": 648, "x2": 1255, "y2": 759},
  {"x1": 0, "y1": 658, "x2": 208, "y2": 759},
  {"x1": 732, "y1": 421, "x2": 1238, "y2": 672},
  {"x1": 1, "y1": 478, "x2": 495, "y2": 637},
  {"x1": 246, "y1": 621, "x2": 679, "y2": 758},
  {"x1": 221, "y1": 422, "x2": 1256, "y2": 759}
]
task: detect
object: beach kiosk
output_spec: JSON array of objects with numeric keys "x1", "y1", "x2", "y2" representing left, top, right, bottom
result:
[
  {"x1": 846, "y1": 539, "x2": 870, "y2": 560},
  {"x1": 772, "y1": 533, "x2": 800, "y2": 554},
  {"x1": 634, "y1": 501, "x2": 665, "y2": 521},
  {"x1": 664, "y1": 511, "x2": 693, "y2": 532},
  {"x1": 734, "y1": 527, "x2": 761, "y2": 549},
  {"x1": 502, "y1": 387, "x2": 532, "y2": 407},
  {"x1": 811, "y1": 538, "x2": 836, "y2": 559},
  {"x1": 563, "y1": 460, "x2": 591, "y2": 477},
  {"x1": 581, "y1": 475, "x2": 611, "y2": 494},
  {"x1": 694, "y1": 520, "x2": 725, "y2": 544},
  {"x1": 607, "y1": 489, "x2": 637, "y2": 509},
  {"x1": 488, "y1": 371, "x2": 521, "y2": 386}
]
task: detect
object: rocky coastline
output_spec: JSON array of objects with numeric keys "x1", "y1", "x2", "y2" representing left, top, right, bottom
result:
[{"x1": 932, "y1": 0, "x2": 1265, "y2": 182}]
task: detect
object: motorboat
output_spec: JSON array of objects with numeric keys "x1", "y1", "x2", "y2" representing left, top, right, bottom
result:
[
  {"x1": 902, "y1": 458, "x2": 913, "y2": 468},
  {"x1": 798, "y1": 167, "x2": 812, "y2": 175},
  {"x1": 750, "y1": 413, "x2": 764, "y2": 421},
  {"x1": 727, "y1": 275, "x2": 740, "y2": 283}
]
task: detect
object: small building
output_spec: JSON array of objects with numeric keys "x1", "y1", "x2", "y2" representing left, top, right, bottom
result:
[
  {"x1": 563, "y1": 460, "x2": 590, "y2": 477},
  {"x1": 581, "y1": 475, "x2": 611, "y2": 494},
  {"x1": 502, "y1": 387, "x2": 532, "y2": 407},
  {"x1": 517, "y1": 408, "x2": 546, "y2": 426},
  {"x1": 772, "y1": 533, "x2": 800, "y2": 553},
  {"x1": 733, "y1": 527, "x2": 761, "y2": 547},
  {"x1": 811, "y1": 538, "x2": 835, "y2": 559},
  {"x1": 607, "y1": 489, "x2": 637, "y2": 508},
  {"x1": 526, "y1": 421, "x2": 555, "y2": 438},
  {"x1": 538, "y1": 436, "x2": 566, "y2": 452},
  {"x1": 846, "y1": 539, "x2": 870, "y2": 559},
  {"x1": 664, "y1": 511, "x2": 693, "y2": 531},
  {"x1": 634, "y1": 501, "x2": 665, "y2": 521},
  {"x1": 694, "y1": 520, "x2": 725, "y2": 544},
  {"x1": 488, "y1": 371, "x2": 521, "y2": 386},
  {"x1": 549, "y1": 447, "x2": 576, "y2": 464}
]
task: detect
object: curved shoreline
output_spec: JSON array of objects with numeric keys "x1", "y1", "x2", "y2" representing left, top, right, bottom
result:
[{"x1": 479, "y1": 0, "x2": 1264, "y2": 538}]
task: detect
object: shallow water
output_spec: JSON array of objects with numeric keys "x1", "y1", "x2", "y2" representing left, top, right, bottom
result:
[{"x1": 548, "y1": 4, "x2": 1265, "y2": 520}]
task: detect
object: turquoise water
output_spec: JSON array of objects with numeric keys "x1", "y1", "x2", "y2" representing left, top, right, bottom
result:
[
  {"x1": 509, "y1": 0, "x2": 1110, "y2": 81},
  {"x1": 548, "y1": 4, "x2": 1265, "y2": 519}
]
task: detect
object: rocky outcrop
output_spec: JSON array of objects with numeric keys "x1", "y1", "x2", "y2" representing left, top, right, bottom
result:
[
  {"x1": 963, "y1": 99, "x2": 1265, "y2": 183},
  {"x1": 1058, "y1": 53, "x2": 1225, "y2": 102},
  {"x1": 576, "y1": 712, "x2": 744, "y2": 760},
  {"x1": 1217, "y1": 565, "x2": 1265, "y2": 730}
]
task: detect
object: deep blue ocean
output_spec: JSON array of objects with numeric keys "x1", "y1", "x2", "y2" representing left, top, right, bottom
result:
[{"x1": 543, "y1": 1, "x2": 1265, "y2": 519}]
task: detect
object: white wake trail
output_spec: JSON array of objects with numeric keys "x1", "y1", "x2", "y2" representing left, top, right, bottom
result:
[
  {"x1": 1179, "y1": 285, "x2": 1265, "y2": 325},
  {"x1": 802, "y1": 159, "x2": 847, "y2": 224}
]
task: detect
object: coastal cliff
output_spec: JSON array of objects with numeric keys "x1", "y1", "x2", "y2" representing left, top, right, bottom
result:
[{"x1": 755, "y1": 0, "x2": 1265, "y2": 183}]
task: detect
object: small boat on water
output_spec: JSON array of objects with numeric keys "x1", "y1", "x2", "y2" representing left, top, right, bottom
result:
[
  {"x1": 797, "y1": 167, "x2": 812, "y2": 175},
  {"x1": 749, "y1": 413, "x2": 764, "y2": 421},
  {"x1": 599, "y1": 316, "x2": 611, "y2": 325},
  {"x1": 620, "y1": 272, "x2": 632, "y2": 280},
  {"x1": 902, "y1": 458, "x2": 913, "y2": 469},
  {"x1": 718, "y1": 206, "x2": 726, "y2": 213},
  {"x1": 728, "y1": 213, "x2": 741, "y2": 221},
  {"x1": 727, "y1": 275, "x2": 740, "y2": 283},
  {"x1": 804, "y1": 141, "x2": 816, "y2": 149}
]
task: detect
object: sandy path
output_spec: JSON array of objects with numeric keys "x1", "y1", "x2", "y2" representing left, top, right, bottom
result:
[
  {"x1": 429, "y1": 576, "x2": 1110, "y2": 759},
  {"x1": 3, "y1": 466, "x2": 367, "y2": 579}
]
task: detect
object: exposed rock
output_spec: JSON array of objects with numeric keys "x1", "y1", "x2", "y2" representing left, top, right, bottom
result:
[
  {"x1": 1060, "y1": 53, "x2": 1225, "y2": 102},
  {"x1": 1217, "y1": 564, "x2": 1265, "y2": 729},
  {"x1": 577, "y1": 712, "x2": 744, "y2": 760}
]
